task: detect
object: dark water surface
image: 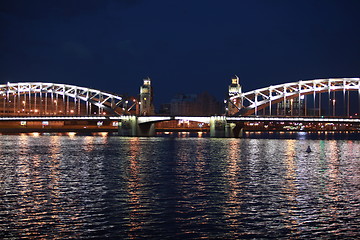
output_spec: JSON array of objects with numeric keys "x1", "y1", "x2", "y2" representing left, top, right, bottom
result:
[{"x1": 0, "y1": 135, "x2": 359, "y2": 239}]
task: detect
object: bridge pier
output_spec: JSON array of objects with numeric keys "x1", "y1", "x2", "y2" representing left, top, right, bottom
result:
[
  {"x1": 118, "y1": 116, "x2": 155, "y2": 137},
  {"x1": 209, "y1": 116, "x2": 243, "y2": 138}
]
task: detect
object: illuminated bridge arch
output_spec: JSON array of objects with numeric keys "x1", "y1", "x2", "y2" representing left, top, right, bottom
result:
[
  {"x1": 229, "y1": 78, "x2": 360, "y2": 116},
  {"x1": 0, "y1": 82, "x2": 127, "y2": 116}
]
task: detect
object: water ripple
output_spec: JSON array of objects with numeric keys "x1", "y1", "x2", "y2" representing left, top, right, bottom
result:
[{"x1": 0, "y1": 136, "x2": 359, "y2": 239}]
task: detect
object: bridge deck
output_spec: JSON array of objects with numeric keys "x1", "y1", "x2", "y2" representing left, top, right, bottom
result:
[{"x1": 0, "y1": 116, "x2": 359, "y2": 123}]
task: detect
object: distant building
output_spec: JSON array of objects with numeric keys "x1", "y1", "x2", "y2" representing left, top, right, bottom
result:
[
  {"x1": 276, "y1": 97, "x2": 305, "y2": 116},
  {"x1": 170, "y1": 93, "x2": 197, "y2": 116},
  {"x1": 161, "y1": 92, "x2": 223, "y2": 116},
  {"x1": 196, "y1": 92, "x2": 224, "y2": 116}
]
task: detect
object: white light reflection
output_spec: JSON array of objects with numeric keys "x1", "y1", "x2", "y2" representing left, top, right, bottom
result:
[
  {"x1": 31, "y1": 132, "x2": 40, "y2": 137},
  {"x1": 67, "y1": 132, "x2": 76, "y2": 138},
  {"x1": 126, "y1": 137, "x2": 147, "y2": 239},
  {"x1": 281, "y1": 140, "x2": 299, "y2": 229},
  {"x1": 223, "y1": 139, "x2": 243, "y2": 230}
]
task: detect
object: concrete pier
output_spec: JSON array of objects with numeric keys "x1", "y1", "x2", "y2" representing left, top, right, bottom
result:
[
  {"x1": 209, "y1": 116, "x2": 243, "y2": 138},
  {"x1": 118, "y1": 116, "x2": 155, "y2": 137}
]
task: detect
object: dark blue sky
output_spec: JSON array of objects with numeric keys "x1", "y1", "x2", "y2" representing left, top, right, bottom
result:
[{"x1": 1, "y1": 0, "x2": 360, "y2": 106}]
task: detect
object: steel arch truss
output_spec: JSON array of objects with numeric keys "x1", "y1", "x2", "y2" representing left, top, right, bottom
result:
[
  {"x1": 0, "y1": 82, "x2": 124, "y2": 115},
  {"x1": 229, "y1": 78, "x2": 360, "y2": 116}
]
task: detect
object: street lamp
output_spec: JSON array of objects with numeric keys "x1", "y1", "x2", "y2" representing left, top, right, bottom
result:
[
  {"x1": 22, "y1": 101, "x2": 25, "y2": 114},
  {"x1": 54, "y1": 100, "x2": 57, "y2": 115}
]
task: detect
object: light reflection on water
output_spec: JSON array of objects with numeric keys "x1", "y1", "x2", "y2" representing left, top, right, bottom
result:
[{"x1": 0, "y1": 135, "x2": 359, "y2": 239}]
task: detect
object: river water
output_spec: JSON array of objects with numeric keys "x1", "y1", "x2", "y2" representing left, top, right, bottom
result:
[{"x1": 0, "y1": 135, "x2": 359, "y2": 239}]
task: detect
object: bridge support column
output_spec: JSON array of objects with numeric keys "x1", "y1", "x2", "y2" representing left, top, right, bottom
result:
[
  {"x1": 118, "y1": 116, "x2": 155, "y2": 137},
  {"x1": 210, "y1": 116, "x2": 243, "y2": 138}
]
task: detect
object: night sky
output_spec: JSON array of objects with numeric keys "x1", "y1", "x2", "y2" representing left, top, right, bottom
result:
[{"x1": 1, "y1": 0, "x2": 360, "y2": 107}]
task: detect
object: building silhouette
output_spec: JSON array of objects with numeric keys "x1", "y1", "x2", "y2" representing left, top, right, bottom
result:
[{"x1": 160, "y1": 92, "x2": 223, "y2": 116}]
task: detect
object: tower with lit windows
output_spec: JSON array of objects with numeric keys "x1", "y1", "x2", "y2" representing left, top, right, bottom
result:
[
  {"x1": 227, "y1": 75, "x2": 242, "y2": 115},
  {"x1": 139, "y1": 77, "x2": 154, "y2": 115}
]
